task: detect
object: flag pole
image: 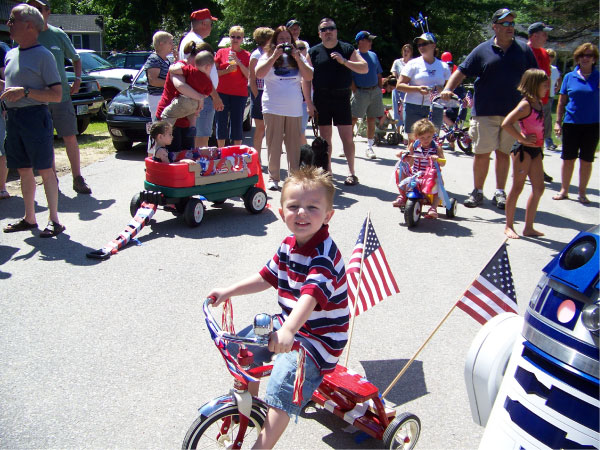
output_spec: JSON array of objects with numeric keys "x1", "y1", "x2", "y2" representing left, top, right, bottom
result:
[
  {"x1": 343, "y1": 213, "x2": 371, "y2": 367},
  {"x1": 381, "y1": 238, "x2": 509, "y2": 397}
]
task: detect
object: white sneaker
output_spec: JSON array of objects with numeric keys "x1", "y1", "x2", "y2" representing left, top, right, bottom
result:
[
  {"x1": 365, "y1": 147, "x2": 376, "y2": 159},
  {"x1": 267, "y1": 180, "x2": 279, "y2": 191}
]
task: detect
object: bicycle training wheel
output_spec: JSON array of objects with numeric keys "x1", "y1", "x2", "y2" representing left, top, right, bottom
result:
[{"x1": 182, "y1": 404, "x2": 265, "y2": 449}]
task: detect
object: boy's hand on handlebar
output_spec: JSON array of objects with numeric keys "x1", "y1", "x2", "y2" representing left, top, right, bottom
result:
[
  {"x1": 269, "y1": 328, "x2": 295, "y2": 354},
  {"x1": 206, "y1": 289, "x2": 230, "y2": 307},
  {"x1": 440, "y1": 89, "x2": 453, "y2": 100}
]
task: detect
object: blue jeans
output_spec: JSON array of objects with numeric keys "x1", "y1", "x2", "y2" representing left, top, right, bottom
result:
[
  {"x1": 215, "y1": 93, "x2": 246, "y2": 141},
  {"x1": 195, "y1": 96, "x2": 215, "y2": 138}
]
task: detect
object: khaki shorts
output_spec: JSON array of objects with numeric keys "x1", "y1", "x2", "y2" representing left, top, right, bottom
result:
[
  {"x1": 49, "y1": 99, "x2": 78, "y2": 137},
  {"x1": 351, "y1": 87, "x2": 385, "y2": 119},
  {"x1": 469, "y1": 115, "x2": 515, "y2": 155}
]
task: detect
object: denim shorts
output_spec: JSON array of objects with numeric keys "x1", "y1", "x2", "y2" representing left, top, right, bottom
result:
[
  {"x1": 195, "y1": 96, "x2": 215, "y2": 138},
  {"x1": 233, "y1": 321, "x2": 324, "y2": 420},
  {"x1": 251, "y1": 90, "x2": 263, "y2": 120},
  {"x1": 404, "y1": 102, "x2": 443, "y2": 134}
]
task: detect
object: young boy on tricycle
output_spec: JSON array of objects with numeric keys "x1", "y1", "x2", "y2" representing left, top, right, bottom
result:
[{"x1": 207, "y1": 166, "x2": 350, "y2": 449}]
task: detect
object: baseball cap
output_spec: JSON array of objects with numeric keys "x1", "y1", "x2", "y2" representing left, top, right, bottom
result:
[
  {"x1": 286, "y1": 19, "x2": 300, "y2": 28},
  {"x1": 27, "y1": 0, "x2": 51, "y2": 8},
  {"x1": 492, "y1": 8, "x2": 515, "y2": 23},
  {"x1": 355, "y1": 31, "x2": 376, "y2": 42},
  {"x1": 413, "y1": 32, "x2": 436, "y2": 44},
  {"x1": 190, "y1": 9, "x2": 218, "y2": 22},
  {"x1": 528, "y1": 22, "x2": 552, "y2": 34}
]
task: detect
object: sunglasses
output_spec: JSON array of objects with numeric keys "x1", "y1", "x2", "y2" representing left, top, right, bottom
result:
[
  {"x1": 230, "y1": 35, "x2": 243, "y2": 39},
  {"x1": 580, "y1": 54, "x2": 595, "y2": 58},
  {"x1": 297, "y1": 46, "x2": 306, "y2": 51},
  {"x1": 495, "y1": 21, "x2": 515, "y2": 27},
  {"x1": 417, "y1": 42, "x2": 431, "y2": 48},
  {"x1": 319, "y1": 26, "x2": 336, "y2": 32}
]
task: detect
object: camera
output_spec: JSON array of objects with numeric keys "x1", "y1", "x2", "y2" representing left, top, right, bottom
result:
[{"x1": 282, "y1": 44, "x2": 293, "y2": 55}]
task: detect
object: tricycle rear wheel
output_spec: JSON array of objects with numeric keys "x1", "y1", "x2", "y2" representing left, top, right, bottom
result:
[
  {"x1": 383, "y1": 412, "x2": 421, "y2": 449},
  {"x1": 446, "y1": 198, "x2": 457, "y2": 218},
  {"x1": 243, "y1": 187, "x2": 267, "y2": 214},
  {"x1": 184, "y1": 198, "x2": 204, "y2": 227}
]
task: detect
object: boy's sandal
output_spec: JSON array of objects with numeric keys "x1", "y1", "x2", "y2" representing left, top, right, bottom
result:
[
  {"x1": 426, "y1": 208, "x2": 438, "y2": 219},
  {"x1": 4, "y1": 218, "x2": 38, "y2": 233},
  {"x1": 344, "y1": 174, "x2": 359, "y2": 186},
  {"x1": 552, "y1": 193, "x2": 568, "y2": 200},
  {"x1": 0, "y1": 190, "x2": 9, "y2": 200},
  {"x1": 40, "y1": 221, "x2": 65, "y2": 238}
]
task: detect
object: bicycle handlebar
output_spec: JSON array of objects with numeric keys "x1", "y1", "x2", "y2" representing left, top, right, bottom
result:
[{"x1": 431, "y1": 93, "x2": 461, "y2": 109}]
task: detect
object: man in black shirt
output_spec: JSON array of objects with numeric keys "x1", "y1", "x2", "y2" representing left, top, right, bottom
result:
[{"x1": 305, "y1": 18, "x2": 367, "y2": 185}]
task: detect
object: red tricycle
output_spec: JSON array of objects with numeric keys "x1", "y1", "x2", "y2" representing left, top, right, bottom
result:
[
  {"x1": 130, "y1": 145, "x2": 267, "y2": 227},
  {"x1": 182, "y1": 298, "x2": 421, "y2": 449}
]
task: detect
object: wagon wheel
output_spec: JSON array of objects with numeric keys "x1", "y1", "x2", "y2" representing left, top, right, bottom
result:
[
  {"x1": 383, "y1": 412, "x2": 421, "y2": 449},
  {"x1": 129, "y1": 193, "x2": 142, "y2": 218},
  {"x1": 184, "y1": 198, "x2": 204, "y2": 227},
  {"x1": 243, "y1": 187, "x2": 267, "y2": 214}
]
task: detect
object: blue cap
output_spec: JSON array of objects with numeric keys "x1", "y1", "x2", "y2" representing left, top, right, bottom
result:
[
  {"x1": 413, "y1": 32, "x2": 436, "y2": 44},
  {"x1": 492, "y1": 8, "x2": 515, "y2": 23},
  {"x1": 355, "y1": 31, "x2": 376, "y2": 42}
]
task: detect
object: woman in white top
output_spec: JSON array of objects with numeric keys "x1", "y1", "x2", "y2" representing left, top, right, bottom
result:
[
  {"x1": 396, "y1": 33, "x2": 450, "y2": 140},
  {"x1": 249, "y1": 27, "x2": 274, "y2": 157},
  {"x1": 390, "y1": 43, "x2": 413, "y2": 124},
  {"x1": 256, "y1": 25, "x2": 313, "y2": 190}
]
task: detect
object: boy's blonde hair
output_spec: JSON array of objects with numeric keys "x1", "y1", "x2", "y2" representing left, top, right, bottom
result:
[
  {"x1": 518, "y1": 68, "x2": 549, "y2": 102},
  {"x1": 152, "y1": 31, "x2": 173, "y2": 49},
  {"x1": 281, "y1": 167, "x2": 335, "y2": 209},
  {"x1": 194, "y1": 50, "x2": 215, "y2": 68},
  {"x1": 411, "y1": 118, "x2": 436, "y2": 137}
]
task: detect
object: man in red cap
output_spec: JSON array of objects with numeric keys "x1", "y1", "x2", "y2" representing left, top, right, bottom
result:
[{"x1": 178, "y1": 8, "x2": 223, "y2": 148}]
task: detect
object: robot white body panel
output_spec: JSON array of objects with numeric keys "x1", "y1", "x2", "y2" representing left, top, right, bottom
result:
[{"x1": 465, "y1": 227, "x2": 600, "y2": 449}]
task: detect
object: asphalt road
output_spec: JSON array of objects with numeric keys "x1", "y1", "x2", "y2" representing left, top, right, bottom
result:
[{"x1": 1, "y1": 128, "x2": 598, "y2": 449}]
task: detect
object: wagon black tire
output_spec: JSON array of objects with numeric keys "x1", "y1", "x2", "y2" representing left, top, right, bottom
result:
[
  {"x1": 130, "y1": 193, "x2": 142, "y2": 218},
  {"x1": 383, "y1": 412, "x2": 421, "y2": 449},
  {"x1": 243, "y1": 187, "x2": 267, "y2": 214},
  {"x1": 457, "y1": 133, "x2": 473, "y2": 154},
  {"x1": 446, "y1": 198, "x2": 457, "y2": 219},
  {"x1": 182, "y1": 404, "x2": 265, "y2": 449},
  {"x1": 387, "y1": 132, "x2": 400, "y2": 146},
  {"x1": 184, "y1": 198, "x2": 204, "y2": 227},
  {"x1": 404, "y1": 199, "x2": 421, "y2": 228}
]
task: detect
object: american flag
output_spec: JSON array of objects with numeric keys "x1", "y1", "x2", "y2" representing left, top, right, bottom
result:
[
  {"x1": 456, "y1": 243, "x2": 518, "y2": 324},
  {"x1": 347, "y1": 218, "x2": 400, "y2": 316}
]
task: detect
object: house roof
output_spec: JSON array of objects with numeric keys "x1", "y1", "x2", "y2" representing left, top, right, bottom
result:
[{"x1": 48, "y1": 14, "x2": 103, "y2": 34}]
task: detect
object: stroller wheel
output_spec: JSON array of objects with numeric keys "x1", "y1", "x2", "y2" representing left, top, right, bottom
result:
[{"x1": 387, "y1": 133, "x2": 400, "y2": 146}]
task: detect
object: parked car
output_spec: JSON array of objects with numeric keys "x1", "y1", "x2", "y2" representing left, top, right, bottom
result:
[
  {"x1": 66, "y1": 49, "x2": 137, "y2": 119},
  {"x1": 106, "y1": 51, "x2": 152, "y2": 70},
  {"x1": 107, "y1": 68, "x2": 252, "y2": 152},
  {"x1": 68, "y1": 72, "x2": 104, "y2": 134}
]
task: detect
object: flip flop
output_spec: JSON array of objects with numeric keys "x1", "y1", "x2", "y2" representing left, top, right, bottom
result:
[
  {"x1": 4, "y1": 218, "x2": 38, "y2": 233},
  {"x1": 40, "y1": 221, "x2": 65, "y2": 238},
  {"x1": 578, "y1": 196, "x2": 591, "y2": 204},
  {"x1": 552, "y1": 193, "x2": 568, "y2": 200}
]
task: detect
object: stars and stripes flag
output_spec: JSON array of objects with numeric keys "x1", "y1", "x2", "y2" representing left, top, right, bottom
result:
[
  {"x1": 347, "y1": 218, "x2": 400, "y2": 316},
  {"x1": 456, "y1": 243, "x2": 518, "y2": 324}
]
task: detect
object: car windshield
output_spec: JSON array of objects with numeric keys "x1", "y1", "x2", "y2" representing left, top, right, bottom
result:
[
  {"x1": 132, "y1": 68, "x2": 148, "y2": 87},
  {"x1": 79, "y1": 52, "x2": 115, "y2": 72}
]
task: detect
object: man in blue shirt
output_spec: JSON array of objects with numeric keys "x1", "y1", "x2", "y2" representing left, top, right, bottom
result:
[
  {"x1": 351, "y1": 31, "x2": 384, "y2": 160},
  {"x1": 442, "y1": 9, "x2": 537, "y2": 209}
]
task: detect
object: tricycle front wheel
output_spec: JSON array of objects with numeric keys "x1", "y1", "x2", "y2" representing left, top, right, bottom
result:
[
  {"x1": 404, "y1": 199, "x2": 421, "y2": 228},
  {"x1": 383, "y1": 412, "x2": 421, "y2": 449},
  {"x1": 182, "y1": 404, "x2": 265, "y2": 449},
  {"x1": 184, "y1": 198, "x2": 204, "y2": 227},
  {"x1": 243, "y1": 187, "x2": 267, "y2": 214}
]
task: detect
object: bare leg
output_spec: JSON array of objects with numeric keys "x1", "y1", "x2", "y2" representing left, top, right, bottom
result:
[
  {"x1": 39, "y1": 167, "x2": 60, "y2": 224},
  {"x1": 337, "y1": 125, "x2": 356, "y2": 175},
  {"x1": 504, "y1": 153, "x2": 529, "y2": 239},
  {"x1": 195, "y1": 137, "x2": 209, "y2": 148},
  {"x1": 62, "y1": 135, "x2": 82, "y2": 178},
  {"x1": 578, "y1": 159, "x2": 593, "y2": 201},
  {"x1": 553, "y1": 158, "x2": 575, "y2": 199},
  {"x1": 494, "y1": 150, "x2": 510, "y2": 190},
  {"x1": 473, "y1": 152, "x2": 491, "y2": 190},
  {"x1": 253, "y1": 118, "x2": 265, "y2": 161},
  {"x1": 366, "y1": 117, "x2": 376, "y2": 140},
  {"x1": 319, "y1": 125, "x2": 333, "y2": 172},
  {"x1": 233, "y1": 140, "x2": 242, "y2": 146},
  {"x1": 217, "y1": 139, "x2": 225, "y2": 148},
  {"x1": 0, "y1": 155, "x2": 8, "y2": 192},
  {"x1": 17, "y1": 168, "x2": 37, "y2": 224},
  {"x1": 523, "y1": 155, "x2": 545, "y2": 237},
  {"x1": 252, "y1": 407, "x2": 290, "y2": 450}
]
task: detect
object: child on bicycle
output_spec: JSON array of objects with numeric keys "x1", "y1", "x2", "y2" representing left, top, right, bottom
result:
[
  {"x1": 501, "y1": 68, "x2": 548, "y2": 239},
  {"x1": 392, "y1": 118, "x2": 445, "y2": 218},
  {"x1": 207, "y1": 166, "x2": 349, "y2": 449}
]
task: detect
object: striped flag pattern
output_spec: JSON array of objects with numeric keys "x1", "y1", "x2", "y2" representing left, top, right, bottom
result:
[
  {"x1": 456, "y1": 243, "x2": 518, "y2": 324},
  {"x1": 347, "y1": 218, "x2": 400, "y2": 316}
]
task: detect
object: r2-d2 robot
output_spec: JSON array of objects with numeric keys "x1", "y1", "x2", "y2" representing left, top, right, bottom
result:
[{"x1": 465, "y1": 226, "x2": 599, "y2": 449}]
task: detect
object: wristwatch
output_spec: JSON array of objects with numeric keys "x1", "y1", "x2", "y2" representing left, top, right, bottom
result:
[{"x1": 23, "y1": 88, "x2": 29, "y2": 98}]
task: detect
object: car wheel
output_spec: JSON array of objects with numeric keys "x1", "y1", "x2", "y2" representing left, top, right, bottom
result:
[
  {"x1": 77, "y1": 116, "x2": 90, "y2": 134},
  {"x1": 113, "y1": 140, "x2": 133, "y2": 152}
]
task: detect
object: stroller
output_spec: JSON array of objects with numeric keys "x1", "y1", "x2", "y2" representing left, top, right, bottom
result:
[{"x1": 355, "y1": 106, "x2": 403, "y2": 146}]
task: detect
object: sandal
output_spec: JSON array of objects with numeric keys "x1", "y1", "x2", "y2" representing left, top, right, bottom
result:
[
  {"x1": 578, "y1": 195, "x2": 591, "y2": 204},
  {"x1": 552, "y1": 193, "x2": 568, "y2": 200},
  {"x1": 4, "y1": 218, "x2": 38, "y2": 233},
  {"x1": 344, "y1": 174, "x2": 359, "y2": 186},
  {"x1": 426, "y1": 208, "x2": 438, "y2": 219},
  {"x1": 40, "y1": 221, "x2": 65, "y2": 238},
  {"x1": 0, "y1": 190, "x2": 9, "y2": 200}
]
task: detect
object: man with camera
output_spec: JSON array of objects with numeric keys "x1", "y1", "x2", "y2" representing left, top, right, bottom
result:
[
  {"x1": 351, "y1": 31, "x2": 385, "y2": 160},
  {"x1": 305, "y1": 18, "x2": 368, "y2": 186}
]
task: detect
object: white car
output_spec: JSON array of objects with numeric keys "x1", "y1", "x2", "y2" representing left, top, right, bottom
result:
[{"x1": 72, "y1": 49, "x2": 139, "y2": 118}]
